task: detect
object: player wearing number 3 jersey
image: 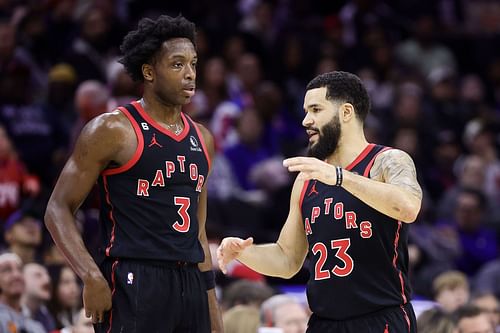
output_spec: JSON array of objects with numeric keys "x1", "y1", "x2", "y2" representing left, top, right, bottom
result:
[
  {"x1": 217, "y1": 71, "x2": 422, "y2": 333},
  {"x1": 45, "y1": 15, "x2": 222, "y2": 333}
]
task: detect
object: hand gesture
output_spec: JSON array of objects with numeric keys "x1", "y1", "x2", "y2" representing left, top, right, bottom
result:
[
  {"x1": 216, "y1": 237, "x2": 253, "y2": 274},
  {"x1": 283, "y1": 157, "x2": 338, "y2": 185},
  {"x1": 83, "y1": 272, "x2": 112, "y2": 324}
]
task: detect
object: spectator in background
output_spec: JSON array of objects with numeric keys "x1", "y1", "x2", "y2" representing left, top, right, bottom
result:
[
  {"x1": 0, "y1": 59, "x2": 67, "y2": 184},
  {"x1": 474, "y1": 259, "x2": 500, "y2": 301},
  {"x1": 463, "y1": 119, "x2": 500, "y2": 206},
  {"x1": 223, "y1": 305, "x2": 260, "y2": 333},
  {"x1": 453, "y1": 305, "x2": 495, "y2": 333},
  {"x1": 3, "y1": 210, "x2": 43, "y2": 264},
  {"x1": 47, "y1": 264, "x2": 82, "y2": 330},
  {"x1": 395, "y1": 13, "x2": 457, "y2": 78},
  {"x1": 106, "y1": 58, "x2": 141, "y2": 108},
  {"x1": 221, "y1": 279, "x2": 275, "y2": 312},
  {"x1": 64, "y1": 5, "x2": 116, "y2": 84},
  {"x1": 260, "y1": 294, "x2": 308, "y2": 333},
  {"x1": 469, "y1": 291, "x2": 500, "y2": 330},
  {"x1": 0, "y1": 126, "x2": 40, "y2": 223},
  {"x1": 437, "y1": 154, "x2": 488, "y2": 220},
  {"x1": 417, "y1": 308, "x2": 456, "y2": 333},
  {"x1": 22, "y1": 263, "x2": 56, "y2": 332},
  {"x1": 0, "y1": 252, "x2": 46, "y2": 333},
  {"x1": 190, "y1": 57, "x2": 230, "y2": 123},
  {"x1": 70, "y1": 80, "x2": 110, "y2": 149},
  {"x1": 439, "y1": 188, "x2": 497, "y2": 276},
  {"x1": 433, "y1": 270, "x2": 470, "y2": 313},
  {"x1": 45, "y1": 63, "x2": 78, "y2": 134}
]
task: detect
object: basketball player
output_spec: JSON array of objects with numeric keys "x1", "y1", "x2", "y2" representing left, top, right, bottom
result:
[
  {"x1": 217, "y1": 71, "x2": 422, "y2": 333},
  {"x1": 45, "y1": 15, "x2": 222, "y2": 332}
]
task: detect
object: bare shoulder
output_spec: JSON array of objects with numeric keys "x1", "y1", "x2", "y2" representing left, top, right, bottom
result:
[
  {"x1": 370, "y1": 148, "x2": 422, "y2": 199},
  {"x1": 290, "y1": 173, "x2": 308, "y2": 202},
  {"x1": 73, "y1": 110, "x2": 134, "y2": 163}
]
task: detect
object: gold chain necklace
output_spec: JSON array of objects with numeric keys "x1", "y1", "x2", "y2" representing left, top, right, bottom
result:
[{"x1": 139, "y1": 98, "x2": 182, "y2": 135}]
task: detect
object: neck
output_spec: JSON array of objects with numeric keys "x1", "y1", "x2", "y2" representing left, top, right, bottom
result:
[
  {"x1": 22, "y1": 295, "x2": 42, "y2": 313},
  {"x1": 10, "y1": 245, "x2": 35, "y2": 264},
  {"x1": 326, "y1": 125, "x2": 369, "y2": 167},
  {"x1": 141, "y1": 91, "x2": 182, "y2": 124},
  {"x1": 1, "y1": 295, "x2": 21, "y2": 312}
]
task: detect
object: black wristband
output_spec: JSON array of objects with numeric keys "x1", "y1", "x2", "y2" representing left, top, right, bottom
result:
[
  {"x1": 201, "y1": 270, "x2": 216, "y2": 290},
  {"x1": 335, "y1": 166, "x2": 343, "y2": 186}
]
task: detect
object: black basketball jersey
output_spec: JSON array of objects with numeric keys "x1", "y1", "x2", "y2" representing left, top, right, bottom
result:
[
  {"x1": 300, "y1": 144, "x2": 412, "y2": 320},
  {"x1": 97, "y1": 101, "x2": 210, "y2": 263}
]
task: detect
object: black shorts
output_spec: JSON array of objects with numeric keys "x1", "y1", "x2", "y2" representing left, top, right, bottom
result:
[
  {"x1": 94, "y1": 258, "x2": 210, "y2": 333},
  {"x1": 307, "y1": 302, "x2": 417, "y2": 333}
]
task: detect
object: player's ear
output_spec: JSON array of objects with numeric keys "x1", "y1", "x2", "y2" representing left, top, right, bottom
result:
[
  {"x1": 142, "y1": 64, "x2": 154, "y2": 82},
  {"x1": 341, "y1": 103, "x2": 354, "y2": 122}
]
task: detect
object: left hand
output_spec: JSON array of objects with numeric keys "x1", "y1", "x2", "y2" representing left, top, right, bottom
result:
[{"x1": 283, "y1": 157, "x2": 338, "y2": 185}]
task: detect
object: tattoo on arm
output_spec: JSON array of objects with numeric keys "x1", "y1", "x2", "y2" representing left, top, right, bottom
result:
[{"x1": 370, "y1": 149, "x2": 423, "y2": 200}]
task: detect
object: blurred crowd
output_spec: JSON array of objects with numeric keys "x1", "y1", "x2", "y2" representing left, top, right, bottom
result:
[{"x1": 0, "y1": 0, "x2": 499, "y2": 332}]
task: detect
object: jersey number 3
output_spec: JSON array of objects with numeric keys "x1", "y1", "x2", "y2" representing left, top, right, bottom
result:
[
  {"x1": 312, "y1": 238, "x2": 354, "y2": 280},
  {"x1": 173, "y1": 196, "x2": 191, "y2": 233}
]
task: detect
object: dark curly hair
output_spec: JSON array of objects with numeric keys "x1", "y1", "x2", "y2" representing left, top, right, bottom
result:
[
  {"x1": 306, "y1": 71, "x2": 370, "y2": 122},
  {"x1": 119, "y1": 15, "x2": 196, "y2": 82}
]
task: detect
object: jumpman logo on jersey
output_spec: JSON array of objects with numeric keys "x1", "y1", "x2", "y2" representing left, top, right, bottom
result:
[
  {"x1": 148, "y1": 133, "x2": 163, "y2": 148},
  {"x1": 308, "y1": 180, "x2": 318, "y2": 196}
]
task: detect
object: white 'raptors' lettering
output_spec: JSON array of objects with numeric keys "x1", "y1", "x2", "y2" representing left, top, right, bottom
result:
[
  {"x1": 305, "y1": 197, "x2": 373, "y2": 238},
  {"x1": 135, "y1": 155, "x2": 206, "y2": 196}
]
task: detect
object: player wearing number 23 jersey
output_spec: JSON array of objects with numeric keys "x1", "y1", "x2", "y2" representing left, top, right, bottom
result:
[
  {"x1": 217, "y1": 71, "x2": 422, "y2": 333},
  {"x1": 300, "y1": 143, "x2": 411, "y2": 320}
]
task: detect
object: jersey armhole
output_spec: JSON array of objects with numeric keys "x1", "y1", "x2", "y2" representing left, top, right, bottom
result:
[
  {"x1": 101, "y1": 106, "x2": 144, "y2": 176},
  {"x1": 299, "y1": 179, "x2": 310, "y2": 211},
  {"x1": 187, "y1": 115, "x2": 212, "y2": 171},
  {"x1": 362, "y1": 147, "x2": 392, "y2": 177}
]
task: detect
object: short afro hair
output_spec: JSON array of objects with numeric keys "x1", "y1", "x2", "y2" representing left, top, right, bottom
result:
[
  {"x1": 306, "y1": 71, "x2": 370, "y2": 122},
  {"x1": 119, "y1": 15, "x2": 196, "y2": 82}
]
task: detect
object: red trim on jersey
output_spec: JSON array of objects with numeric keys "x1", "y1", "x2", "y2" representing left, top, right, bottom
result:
[
  {"x1": 103, "y1": 176, "x2": 117, "y2": 257},
  {"x1": 392, "y1": 221, "x2": 408, "y2": 304},
  {"x1": 363, "y1": 147, "x2": 392, "y2": 177},
  {"x1": 345, "y1": 143, "x2": 375, "y2": 171},
  {"x1": 102, "y1": 106, "x2": 144, "y2": 176},
  {"x1": 185, "y1": 113, "x2": 212, "y2": 171},
  {"x1": 131, "y1": 100, "x2": 190, "y2": 141},
  {"x1": 400, "y1": 305, "x2": 411, "y2": 332},
  {"x1": 106, "y1": 260, "x2": 119, "y2": 333},
  {"x1": 299, "y1": 180, "x2": 310, "y2": 210}
]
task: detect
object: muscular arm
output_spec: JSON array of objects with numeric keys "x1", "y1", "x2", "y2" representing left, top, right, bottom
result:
[
  {"x1": 196, "y1": 124, "x2": 223, "y2": 332},
  {"x1": 44, "y1": 111, "x2": 130, "y2": 320},
  {"x1": 342, "y1": 149, "x2": 422, "y2": 223},
  {"x1": 232, "y1": 176, "x2": 309, "y2": 278}
]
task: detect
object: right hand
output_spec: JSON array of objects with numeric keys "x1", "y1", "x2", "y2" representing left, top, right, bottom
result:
[
  {"x1": 83, "y1": 272, "x2": 112, "y2": 324},
  {"x1": 216, "y1": 237, "x2": 253, "y2": 274}
]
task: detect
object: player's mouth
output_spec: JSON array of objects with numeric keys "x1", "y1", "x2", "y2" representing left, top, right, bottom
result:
[
  {"x1": 307, "y1": 129, "x2": 319, "y2": 142},
  {"x1": 182, "y1": 84, "x2": 196, "y2": 97}
]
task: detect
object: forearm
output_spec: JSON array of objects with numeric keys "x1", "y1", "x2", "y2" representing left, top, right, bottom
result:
[
  {"x1": 44, "y1": 202, "x2": 101, "y2": 280},
  {"x1": 207, "y1": 289, "x2": 223, "y2": 332},
  {"x1": 237, "y1": 243, "x2": 297, "y2": 278},
  {"x1": 342, "y1": 171, "x2": 420, "y2": 222}
]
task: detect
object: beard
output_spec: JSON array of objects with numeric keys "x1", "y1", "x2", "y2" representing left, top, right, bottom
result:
[{"x1": 307, "y1": 113, "x2": 341, "y2": 160}]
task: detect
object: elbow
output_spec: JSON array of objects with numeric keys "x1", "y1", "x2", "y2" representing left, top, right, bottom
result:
[
  {"x1": 281, "y1": 260, "x2": 303, "y2": 279},
  {"x1": 400, "y1": 201, "x2": 421, "y2": 223},
  {"x1": 44, "y1": 201, "x2": 59, "y2": 232}
]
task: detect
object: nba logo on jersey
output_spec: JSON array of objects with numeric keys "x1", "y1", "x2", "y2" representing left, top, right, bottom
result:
[
  {"x1": 127, "y1": 272, "x2": 134, "y2": 285},
  {"x1": 190, "y1": 135, "x2": 202, "y2": 152}
]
